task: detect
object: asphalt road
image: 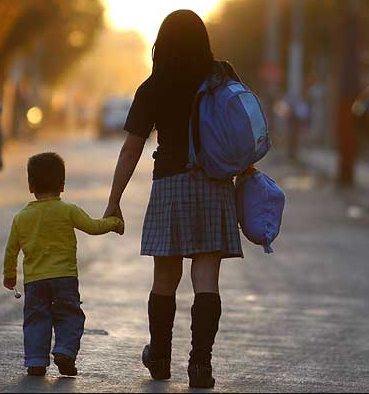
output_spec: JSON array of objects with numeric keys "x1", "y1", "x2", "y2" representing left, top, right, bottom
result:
[{"x1": 1, "y1": 135, "x2": 369, "y2": 393}]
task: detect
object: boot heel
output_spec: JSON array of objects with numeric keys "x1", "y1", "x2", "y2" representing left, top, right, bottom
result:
[
  {"x1": 188, "y1": 363, "x2": 215, "y2": 389},
  {"x1": 142, "y1": 345, "x2": 171, "y2": 381}
]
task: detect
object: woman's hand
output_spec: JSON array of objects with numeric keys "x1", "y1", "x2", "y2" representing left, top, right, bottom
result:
[
  {"x1": 104, "y1": 203, "x2": 123, "y2": 220},
  {"x1": 114, "y1": 220, "x2": 125, "y2": 236},
  {"x1": 104, "y1": 204, "x2": 124, "y2": 235},
  {"x1": 104, "y1": 134, "x2": 145, "y2": 235}
]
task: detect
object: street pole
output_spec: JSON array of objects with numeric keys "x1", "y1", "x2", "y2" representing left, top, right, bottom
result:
[
  {"x1": 337, "y1": 0, "x2": 361, "y2": 186},
  {"x1": 287, "y1": 0, "x2": 304, "y2": 161},
  {"x1": 262, "y1": 0, "x2": 281, "y2": 129}
]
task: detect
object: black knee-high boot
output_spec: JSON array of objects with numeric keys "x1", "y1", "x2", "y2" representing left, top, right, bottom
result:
[
  {"x1": 188, "y1": 293, "x2": 222, "y2": 389},
  {"x1": 142, "y1": 292, "x2": 176, "y2": 381},
  {"x1": 148, "y1": 292, "x2": 176, "y2": 359}
]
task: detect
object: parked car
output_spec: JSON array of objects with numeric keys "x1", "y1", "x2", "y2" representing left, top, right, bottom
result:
[{"x1": 97, "y1": 96, "x2": 132, "y2": 138}]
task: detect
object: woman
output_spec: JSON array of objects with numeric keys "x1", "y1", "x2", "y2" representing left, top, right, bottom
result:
[{"x1": 104, "y1": 10, "x2": 243, "y2": 389}]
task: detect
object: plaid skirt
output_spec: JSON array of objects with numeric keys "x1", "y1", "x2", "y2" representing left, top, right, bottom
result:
[{"x1": 141, "y1": 171, "x2": 243, "y2": 259}]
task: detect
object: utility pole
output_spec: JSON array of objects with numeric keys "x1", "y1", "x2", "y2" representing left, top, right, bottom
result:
[
  {"x1": 262, "y1": 0, "x2": 281, "y2": 129},
  {"x1": 287, "y1": 0, "x2": 304, "y2": 161},
  {"x1": 337, "y1": 0, "x2": 361, "y2": 186}
]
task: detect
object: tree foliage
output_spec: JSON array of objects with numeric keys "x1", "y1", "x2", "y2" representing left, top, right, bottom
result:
[
  {"x1": 0, "y1": 0, "x2": 58, "y2": 68},
  {"x1": 35, "y1": 0, "x2": 104, "y2": 85},
  {"x1": 0, "y1": 0, "x2": 104, "y2": 86}
]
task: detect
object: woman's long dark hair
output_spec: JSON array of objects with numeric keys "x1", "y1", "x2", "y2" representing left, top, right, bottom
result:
[
  {"x1": 153, "y1": 10, "x2": 214, "y2": 76},
  {"x1": 151, "y1": 10, "x2": 215, "y2": 98}
]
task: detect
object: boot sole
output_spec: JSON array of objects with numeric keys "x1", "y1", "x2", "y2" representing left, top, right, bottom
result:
[{"x1": 189, "y1": 378, "x2": 215, "y2": 389}]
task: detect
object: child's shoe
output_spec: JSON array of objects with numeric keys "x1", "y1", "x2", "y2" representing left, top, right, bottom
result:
[
  {"x1": 54, "y1": 353, "x2": 78, "y2": 376},
  {"x1": 188, "y1": 363, "x2": 215, "y2": 389},
  {"x1": 27, "y1": 367, "x2": 46, "y2": 376},
  {"x1": 142, "y1": 344, "x2": 171, "y2": 380}
]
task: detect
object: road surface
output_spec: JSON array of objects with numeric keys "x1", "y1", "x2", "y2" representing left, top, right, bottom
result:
[{"x1": 1, "y1": 135, "x2": 369, "y2": 393}]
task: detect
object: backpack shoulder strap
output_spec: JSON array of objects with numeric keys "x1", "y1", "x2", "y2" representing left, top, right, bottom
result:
[
  {"x1": 191, "y1": 88, "x2": 207, "y2": 155},
  {"x1": 188, "y1": 81, "x2": 209, "y2": 169},
  {"x1": 188, "y1": 65, "x2": 243, "y2": 169}
]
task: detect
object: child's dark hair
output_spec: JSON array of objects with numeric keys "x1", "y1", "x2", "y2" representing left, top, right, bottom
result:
[{"x1": 28, "y1": 153, "x2": 65, "y2": 194}]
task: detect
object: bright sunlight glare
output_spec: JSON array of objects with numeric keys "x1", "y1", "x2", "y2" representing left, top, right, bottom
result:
[{"x1": 104, "y1": 0, "x2": 223, "y2": 44}]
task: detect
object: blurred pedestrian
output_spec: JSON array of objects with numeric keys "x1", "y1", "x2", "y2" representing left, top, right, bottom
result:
[
  {"x1": 286, "y1": 96, "x2": 310, "y2": 161},
  {"x1": 104, "y1": 10, "x2": 244, "y2": 389},
  {"x1": 353, "y1": 86, "x2": 369, "y2": 154},
  {"x1": 0, "y1": 104, "x2": 4, "y2": 171}
]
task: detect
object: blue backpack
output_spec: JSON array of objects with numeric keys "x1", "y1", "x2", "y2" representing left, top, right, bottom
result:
[
  {"x1": 235, "y1": 170, "x2": 286, "y2": 254},
  {"x1": 188, "y1": 74, "x2": 271, "y2": 180}
]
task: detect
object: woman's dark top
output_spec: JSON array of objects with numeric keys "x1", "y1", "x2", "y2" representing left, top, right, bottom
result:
[{"x1": 124, "y1": 61, "x2": 240, "y2": 180}]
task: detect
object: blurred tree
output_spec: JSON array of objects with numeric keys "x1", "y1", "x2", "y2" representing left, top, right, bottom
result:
[
  {"x1": 0, "y1": 0, "x2": 104, "y2": 138},
  {"x1": 0, "y1": 1, "x2": 59, "y2": 70},
  {"x1": 35, "y1": 0, "x2": 104, "y2": 86},
  {"x1": 0, "y1": 0, "x2": 103, "y2": 85}
]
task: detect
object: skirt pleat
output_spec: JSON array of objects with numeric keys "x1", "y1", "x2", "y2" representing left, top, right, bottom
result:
[{"x1": 141, "y1": 171, "x2": 243, "y2": 259}]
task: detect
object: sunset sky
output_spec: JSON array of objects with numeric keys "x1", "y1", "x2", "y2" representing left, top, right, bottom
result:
[{"x1": 104, "y1": 0, "x2": 223, "y2": 45}]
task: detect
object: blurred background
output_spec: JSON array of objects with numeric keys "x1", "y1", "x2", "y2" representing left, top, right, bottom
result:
[{"x1": 0, "y1": 0, "x2": 368, "y2": 187}]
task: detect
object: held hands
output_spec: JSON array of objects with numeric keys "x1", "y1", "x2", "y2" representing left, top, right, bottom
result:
[
  {"x1": 104, "y1": 203, "x2": 125, "y2": 235},
  {"x1": 115, "y1": 220, "x2": 125, "y2": 236},
  {"x1": 3, "y1": 277, "x2": 16, "y2": 290}
]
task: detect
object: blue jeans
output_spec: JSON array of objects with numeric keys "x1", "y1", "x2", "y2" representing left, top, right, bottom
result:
[{"x1": 23, "y1": 277, "x2": 85, "y2": 367}]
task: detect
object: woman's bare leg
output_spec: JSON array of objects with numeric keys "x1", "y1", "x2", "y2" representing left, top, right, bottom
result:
[
  {"x1": 152, "y1": 256, "x2": 183, "y2": 296},
  {"x1": 191, "y1": 252, "x2": 222, "y2": 294}
]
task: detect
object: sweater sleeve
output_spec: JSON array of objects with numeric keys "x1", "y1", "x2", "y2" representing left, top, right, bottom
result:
[
  {"x1": 70, "y1": 205, "x2": 124, "y2": 235},
  {"x1": 3, "y1": 219, "x2": 21, "y2": 279},
  {"x1": 124, "y1": 79, "x2": 155, "y2": 139}
]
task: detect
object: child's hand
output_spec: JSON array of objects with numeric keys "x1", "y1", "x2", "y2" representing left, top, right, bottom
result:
[
  {"x1": 3, "y1": 277, "x2": 16, "y2": 290},
  {"x1": 114, "y1": 220, "x2": 125, "y2": 235}
]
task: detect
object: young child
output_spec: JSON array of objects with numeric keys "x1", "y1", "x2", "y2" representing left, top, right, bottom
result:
[{"x1": 2, "y1": 152, "x2": 124, "y2": 377}]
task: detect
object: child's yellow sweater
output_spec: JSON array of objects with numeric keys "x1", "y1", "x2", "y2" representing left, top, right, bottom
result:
[{"x1": 3, "y1": 197, "x2": 123, "y2": 284}]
